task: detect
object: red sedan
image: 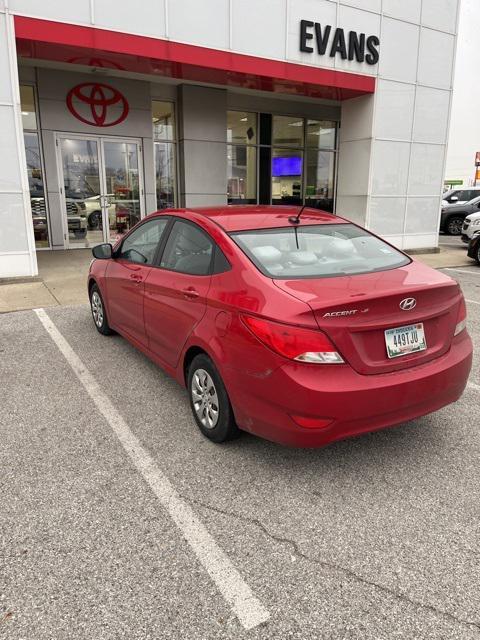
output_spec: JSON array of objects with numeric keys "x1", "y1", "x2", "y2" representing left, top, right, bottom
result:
[{"x1": 88, "y1": 206, "x2": 472, "y2": 447}]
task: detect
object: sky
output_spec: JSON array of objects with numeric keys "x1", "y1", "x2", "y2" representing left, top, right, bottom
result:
[{"x1": 445, "y1": 0, "x2": 480, "y2": 185}]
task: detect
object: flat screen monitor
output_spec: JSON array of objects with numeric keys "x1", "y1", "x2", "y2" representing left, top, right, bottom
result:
[{"x1": 272, "y1": 156, "x2": 302, "y2": 177}]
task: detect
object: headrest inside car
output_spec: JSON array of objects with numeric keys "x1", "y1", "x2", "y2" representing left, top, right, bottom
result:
[{"x1": 252, "y1": 246, "x2": 282, "y2": 265}]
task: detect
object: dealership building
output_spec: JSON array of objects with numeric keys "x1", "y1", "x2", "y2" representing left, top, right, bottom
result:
[{"x1": 0, "y1": 0, "x2": 460, "y2": 278}]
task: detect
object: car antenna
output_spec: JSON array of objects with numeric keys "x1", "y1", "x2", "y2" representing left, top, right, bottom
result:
[{"x1": 289, "y1": 204, "x2": 306, "y2": 225}]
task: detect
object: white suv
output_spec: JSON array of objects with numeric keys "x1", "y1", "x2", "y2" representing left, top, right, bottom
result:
[{"x1": 462, "y1": 212, "x2": 480, "y2": 243}]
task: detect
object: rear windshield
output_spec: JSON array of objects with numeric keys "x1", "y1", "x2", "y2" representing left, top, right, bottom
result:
[{"x1": 230, "y1": 224, "x2": 410, "y2": 278}]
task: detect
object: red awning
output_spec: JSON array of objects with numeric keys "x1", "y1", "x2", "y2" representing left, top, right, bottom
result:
[{"x1": 15, "y1": 16, "x2": 375, "y2": 101}]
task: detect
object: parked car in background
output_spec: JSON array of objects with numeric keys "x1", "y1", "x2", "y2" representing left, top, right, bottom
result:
[
  {"x1": 467, "y1": 233, "x2": 480, "y2": 265},
  {"x1": 440, "y1": 195, "x2": 480, "y2": 235},
  {"x1": 442, "y1": 187, "x2": 480, "y2": 208},
  {"x1": 461, "y1": 212, "x2": 480, "y2": 243},
  {"x1": 87, "y1": 205, "x2": 472, "y2": 448}
]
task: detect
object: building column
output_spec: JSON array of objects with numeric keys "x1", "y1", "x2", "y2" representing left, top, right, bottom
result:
[
  {"x1": 178, "y1": 85, "x2": 227, "y2": 208},
  {"x1": 0, "y1": 9, "x2": 37, "y2": 278}
]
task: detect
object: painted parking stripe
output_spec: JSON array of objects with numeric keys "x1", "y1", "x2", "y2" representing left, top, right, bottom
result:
[
  {"x1": 34, "y1": 307, "x2": 270, "y2": 631},
  {"x1": 466, "y1": 299, "x2": 479, "y2": 305},
  {"x1": 444, "y1": 268, "x2": 480, "y2": 276}
]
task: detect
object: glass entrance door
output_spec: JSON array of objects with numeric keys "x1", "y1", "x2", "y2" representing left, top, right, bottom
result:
[
  {"x1": 103, "y1": 141, "x2": 142, "y2": 245},
  {"x1": 58, "y1": 135, "x2": 144, "y2": 248}
]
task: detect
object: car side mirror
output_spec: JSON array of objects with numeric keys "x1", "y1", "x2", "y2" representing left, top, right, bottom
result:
[
  {"x1": 450, "y1": 196, "x2": 458, "y2": 202},
  {"x1": 92, "y1": 243, "x2": 113, "y2": 259}
]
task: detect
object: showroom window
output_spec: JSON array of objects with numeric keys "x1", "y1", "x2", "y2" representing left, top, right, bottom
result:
[
  {"x1": 226, "y1": 111, "x2": 338, "y2": 211},
  {"x1": 21, "y1": 85, "x2": 50, "y2": 248},
  {"x1": 227, "y1": 111, "x2": 257, "y2": 204},
  {"x1": 152, "y1": 101, "x2": 177, "y2": 209}
]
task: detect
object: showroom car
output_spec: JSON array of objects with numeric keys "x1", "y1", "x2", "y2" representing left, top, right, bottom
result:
[
  {"x1": 440, "y1": 195, "x2": 480, "y2": 235},
  {"x1": 88, "y1": 206, "x2": 472, "y2": 448}
]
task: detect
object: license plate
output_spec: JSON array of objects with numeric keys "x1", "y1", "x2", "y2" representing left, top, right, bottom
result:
[{"x1": 384, "y1": 323, "x2": 427, "y2": 359}]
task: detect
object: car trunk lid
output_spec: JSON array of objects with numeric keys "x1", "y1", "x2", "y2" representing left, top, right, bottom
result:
[{"x1": 273, "y1": 262, "x2": 462, "y2": 375}]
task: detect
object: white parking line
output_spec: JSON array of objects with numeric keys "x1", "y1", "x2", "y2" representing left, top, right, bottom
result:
[
  {"x1": 34, "y1": 308, "x2": 270, "y2": 631},
  {"x1": 466, "y1": 299, "x2": 479, "y2": 306},
  {"x1": 444, "y1": 268, "x2": 480, "y2": 276}
]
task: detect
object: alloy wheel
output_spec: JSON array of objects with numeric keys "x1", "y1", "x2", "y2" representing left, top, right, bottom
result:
[
  {"x1": 447, "y1": 217, "x2": 463, "y2": 235},
  {"x1": 91, "y1": 291, "x2": 104, "y2": 328},
  {"x1": 191, "y1": 368, "x2": 219, "y2": 429}
]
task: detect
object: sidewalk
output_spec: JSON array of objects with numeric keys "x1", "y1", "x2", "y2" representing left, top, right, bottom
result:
[
  {"x1": 0, "y1": 243, "x2": 476, "y2": 314},
  {"x1": 0, "y1": 250, "x2": 90, "y2": 313}
]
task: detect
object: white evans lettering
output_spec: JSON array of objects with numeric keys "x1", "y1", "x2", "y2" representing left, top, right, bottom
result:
[{"x1": 300, "y1": 20, "x2": 380, "y2": 65}]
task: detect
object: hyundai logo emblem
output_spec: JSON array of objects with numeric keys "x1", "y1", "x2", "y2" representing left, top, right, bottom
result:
[{"x1": 400, "y1": 298, "x2": 417, "y2": 311}]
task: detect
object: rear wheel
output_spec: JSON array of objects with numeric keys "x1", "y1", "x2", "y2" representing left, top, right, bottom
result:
[
  {"x1": 187, "y1": 354, "x2": 240, "y2": 443},
  {"x1": 446, "y1": 216, "x2": 464, "y2": 235},
  {"x1": 476, "y1": 242, "x2": 480, "y2": 265},
  {"x1": 89, "y1": 284, "x2": 113, "y2": 335}
]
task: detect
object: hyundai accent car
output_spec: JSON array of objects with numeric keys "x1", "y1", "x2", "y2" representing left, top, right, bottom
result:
[{"x1": 88, "y1": 206, "x2": 472, "y2": 448}]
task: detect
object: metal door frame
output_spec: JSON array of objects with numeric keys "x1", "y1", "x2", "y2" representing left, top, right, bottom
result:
[{"x1": 55, "y1": 132, "x2": 145, "y2": 249}]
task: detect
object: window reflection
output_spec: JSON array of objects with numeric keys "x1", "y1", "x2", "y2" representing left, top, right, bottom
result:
[
  {"x1": 25, "y1": 132, "x2": 49, "y2": 248},
  {"x1": 155, "y1": 142, "x2": 176, "y2": 209},
  {"x1": 152, "y1": 101, "x2": 176, "y2": 209}
]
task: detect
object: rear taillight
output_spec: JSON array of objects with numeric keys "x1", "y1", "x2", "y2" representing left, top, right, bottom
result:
[
  {"x1": 454, "y1": 297, "x2": 467, "y2": 336},
  {"x1": 242, "y1": 315, "x2": 344, "y2": 364}
]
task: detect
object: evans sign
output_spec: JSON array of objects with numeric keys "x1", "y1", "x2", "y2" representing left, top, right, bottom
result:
[{"x1": 300, "y1": 20, "x2": 380, "y2": 65}]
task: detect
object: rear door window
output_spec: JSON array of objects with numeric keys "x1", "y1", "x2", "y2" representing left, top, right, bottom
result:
[
  {"x1": 160, "y1": 220, "x2": 214, "y2": 275},
  {"x1": 231, "y1": 224, "x2": 410, "y2": 278}
]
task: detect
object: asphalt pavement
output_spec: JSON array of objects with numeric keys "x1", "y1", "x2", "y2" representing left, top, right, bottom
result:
[{"x1": 1, "y1": 268, "x2": 479, "y2": 639}]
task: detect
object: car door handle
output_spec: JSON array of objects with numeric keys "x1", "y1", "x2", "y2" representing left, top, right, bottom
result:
[
  {"x1": 130, "y1": 273, "x2": 143, "y2": 283},
  {"x1": 181, "y1": 287, "x2": 199, "y2": 299}
]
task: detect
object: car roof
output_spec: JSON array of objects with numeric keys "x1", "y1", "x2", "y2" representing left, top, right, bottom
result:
[{"x1": 154, "y1": 205, "x2": 346, "y2": 232}]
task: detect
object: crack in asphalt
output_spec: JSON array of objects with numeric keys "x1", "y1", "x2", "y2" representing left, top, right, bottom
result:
[{"x1": 183, "y1": 495, "x2": 480, "y2": 635}]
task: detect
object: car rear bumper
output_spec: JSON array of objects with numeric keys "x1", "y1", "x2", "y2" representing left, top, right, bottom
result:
[{"x1": 228, "y1": 331, "x2": 472, "y2": 448}]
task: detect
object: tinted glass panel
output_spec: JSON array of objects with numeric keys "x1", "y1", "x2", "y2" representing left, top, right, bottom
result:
[
  {"x1": 20, "y1": 85, "x2": 37, "y2": 130},
  {"x1": 231, "y1": 224, "x2": 410, "y2": 278},
  {"x1": 152, "y1": 101, "x2": 175, "y2": 140},
  {"x1": 271, "y1": 148, "x2": 303, "y2": 206},
  {"x1": 272, "y1": 115, "x2": 304, "y2": 147},
  {"x1": 227, "y1": 111, "x2": 257, "y2": 145},
  {"x1": 161, "y1": 221, "x2": 213, "y2": 275},
  {"x1": 25, "y1": 132, "x2": 49, "y2": 248},
  {"x1": 305, "y1": 150, "x2": 335, "y2": 213},
  {"x1": 227, "y1": 145, "x2": 257, "y2": 204},
  {"x1": 306, "y1": 120, "x2": 336, "y2": 149},
  {"x1": 155, "y1": 141, "x2": 176, "y2": 209},
  {"x1": 119, "y1": 218, "x2": 168, "y2": 264}
]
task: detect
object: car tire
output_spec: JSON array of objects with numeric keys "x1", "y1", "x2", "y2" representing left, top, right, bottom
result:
[
  {"x1": 89, "y1": 284, "x2": 113, "y2": 335},
  {"x1": 187, "y1": 354, "x2": 240, "y2": 443},
  {"x1": 446, "y1": 216, "x2": 464, "y2": 235},
  {"x1": 88, "y1": 210, "x2": 102, "y2": 230},
  {"x1": 476, "y1": 242, "x2": 480, "y2": 265}
]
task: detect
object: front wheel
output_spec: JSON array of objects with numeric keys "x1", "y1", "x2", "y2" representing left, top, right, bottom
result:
[
  {"x1": 187, "y1": 354, "x2": 240, "y2": 443},
  {"x1": 446, "y1": 216, "x2": 464, "y2": 235},
  {"x1": 89, "y1": 284, "x2": 113, "y2": 335}
]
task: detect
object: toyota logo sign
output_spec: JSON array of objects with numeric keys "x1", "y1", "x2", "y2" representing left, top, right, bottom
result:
[
  {"x1": 399, "y1": 298, "x2": 417, "y2": 311},
  {"x1": 66, "y1": 82, "x2": 129, "y2": 127}
]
